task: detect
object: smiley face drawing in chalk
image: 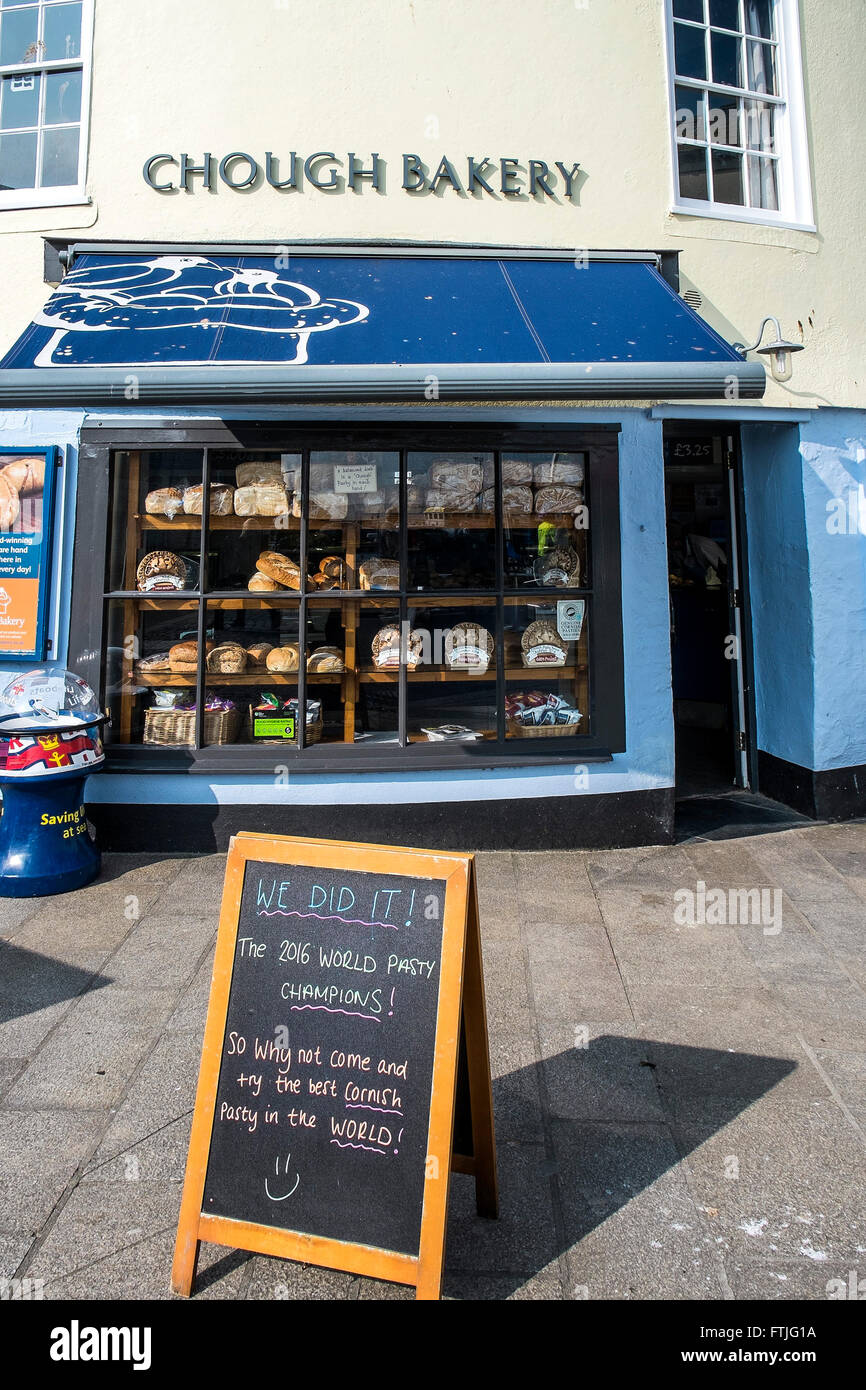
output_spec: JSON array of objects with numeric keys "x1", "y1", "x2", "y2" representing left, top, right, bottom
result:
[{"x1": 265, "y1": 1154, "x2": 300, "y2": 1201}]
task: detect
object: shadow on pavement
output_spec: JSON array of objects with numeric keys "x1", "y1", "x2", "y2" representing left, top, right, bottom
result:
[{"x1": 0, "y1": 940, "x2": 112, "y2": 1024}]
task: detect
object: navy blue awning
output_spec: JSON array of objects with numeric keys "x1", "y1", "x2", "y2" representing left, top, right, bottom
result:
[{"x1": 0, "y1": 249, "x2": 763, "y2": 403}]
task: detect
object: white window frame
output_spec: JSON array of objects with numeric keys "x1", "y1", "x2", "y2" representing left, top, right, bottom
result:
[
  {"x1": 663, "y1": 0, "x2": 814, "y2": 232},
  {"x1": 0, "y1": 0, "x2": 94, "y2": 211}
]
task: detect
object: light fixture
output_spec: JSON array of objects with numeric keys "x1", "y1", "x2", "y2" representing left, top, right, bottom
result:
[{"x1": 736, "y1": 316, "x2": 804, "y2": 384}]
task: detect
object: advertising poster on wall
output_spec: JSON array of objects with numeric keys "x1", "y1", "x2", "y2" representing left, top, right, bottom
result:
[{"x1": 0, "y1": 448, "x2": 58, "y2": 660}]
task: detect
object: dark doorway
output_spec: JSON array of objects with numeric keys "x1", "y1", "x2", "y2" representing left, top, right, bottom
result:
[{"x1": 664, "y1": 428, "x2": 751, "y2": 798}]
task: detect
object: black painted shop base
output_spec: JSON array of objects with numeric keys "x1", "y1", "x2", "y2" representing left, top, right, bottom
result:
[{"x1": 86, "y1": 787, "x2": 676, "y2": 854}]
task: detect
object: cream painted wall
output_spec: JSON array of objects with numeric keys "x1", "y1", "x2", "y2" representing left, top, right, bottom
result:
[{"x1": 0, "y1": 0, "x2": 862, "y2": 407}]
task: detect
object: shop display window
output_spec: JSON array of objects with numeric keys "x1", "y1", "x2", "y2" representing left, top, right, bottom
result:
[{"x1": 92, "y1": 432, "x2": 622, "y2": 761}]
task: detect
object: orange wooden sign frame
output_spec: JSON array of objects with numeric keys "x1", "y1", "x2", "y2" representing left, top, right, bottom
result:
[{"x1": 171, "y1": 832, "x2": 498, "y2": 1301}]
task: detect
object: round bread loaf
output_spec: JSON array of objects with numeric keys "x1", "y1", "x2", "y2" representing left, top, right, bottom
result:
[
  {"x1": 0, "y1": 475, "x2": 20, "y2": 532},
  {"x1": 256, "y1": 551, "x2": 302, "y2": 590},
  {"x1": 169, "y1": 639, "x2": 213, "y2": 672},
  {"x1": 307, "y1": 646, "x2": 345, "y2": 672},
  {"x1": 248, "y1": 572, "x2": 284, "y2": 592},
  {"x1": 245, "y1": 642, "x2": 274, "y2": 667},
  {"x1": 1, "y1": 457, "x2": 45, "y2": 496},
  {"x1": 266, "y1": 644, "x2": 300, "y2": 672},
  {"x1": 136, "y1": 550, "x2": 188, "y2": 590},
  {"x1": 318, "y1": 555, "x2": 345, "y2": 579},
  {"x1": 207, "y1": 643, "x2": 247, "y2": 674}
]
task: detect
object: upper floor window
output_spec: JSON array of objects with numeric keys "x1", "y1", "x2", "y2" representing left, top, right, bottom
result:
[
  {"x1": 0, "y1": 0, "x2": 93, "y2": 209},
  {"x1": 666, "y1": 0, "x2": 813, "y2": 229}
]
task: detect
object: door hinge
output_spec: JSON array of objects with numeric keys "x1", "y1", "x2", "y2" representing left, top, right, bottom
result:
[
  {"x1": 737, "y1": 730, "x2": 747, "y2": 752},
  {"x1": 731, "y1": 589, "x2": 741, "y2": 608}
]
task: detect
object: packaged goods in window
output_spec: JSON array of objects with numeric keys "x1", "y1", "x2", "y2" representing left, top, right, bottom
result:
[
  {"x1": 292, "y1": 491, "x2": 349, "y2": 520},
  {"x1": 371, "y1": 624, "x2": 425, "y2": 670},
  {"x1": 421, "y1": 724, "x2": 482, "y2": 742},
  {"x1": 534, "y1": 484, "x2": 584, "y2": 516},
  {"x1": 521, "y1": 619, "x2": 568, "y2": 667},
  {"x1": 0, "y1": 476, "x2": 20, "y2": 531},
  {"x1": 255, "y1": 550, "x2": 302, "y2": 590},
  {"x1": 248, "y1": 571, "x2": 285, "y2": 592},
  {"x1": 151, "y1": 688, "x2": 185, "y2": 708},
  {"x1": 424, "y1": 486, "x2": 478, "y2": 513},
  {"x1": 233, "y1": 483, "x2": 290, "y2": 517},
  {"x1": 506, "y1": 690, "x2": 582, "y2": 733},
  {"x1": 307, "y1": 646, "x2": 346, "y2": 673},
  {"x1": 136, "y1": 550, "x2": 189, "y2": 592},
  {"x1": 182, "y1": 482, "x2": 235, "y2": 515},
  {"x1": 1, "y1": 456, "x2": 45, "y2": 496},
  {"x1": 483, "y1": 458, "x2": 534, "y2": 488},
  {"x1": 533, "y1": 457, "x2": 586, "y2": 488},
  {"x1": 251, "y1": 694, "x2": 322, "y2": 743},
  {"x1": 265, "y1": 644, "x2": 300, "y2": 673},
  {"x1": 235, "y1": 459, "x2": 284, "y2": 489},
  {"x1": 207, "y1": 643, "x2": 248, "y2": 674},
  {"x1": 134, "y1": 652, "x2": 172, "y2": 674},
  {"x1": 144, "y1": 486, "x2": 184, "y2": 519},
  {"x1": 428, "y1": 459, "x2": 485, "y2": 490},
  {"x1": 168, "y1": 639, "x2": 214, "y2": 674},
  {"x1": 480, "y1": 484, "x2": 534, "y2": 513},
  {"x1": 444, "y1": 622, "x2": 495, "y2": 672},
  {"x1": 245, "y1": 642, "x2": 274, "y2": 667},
  {"x1": 533, "y1": 544, "x2": 581, "y2": 587},
  {"x1": 359, "y1": 557, "x2": 400, "y2": 591}
]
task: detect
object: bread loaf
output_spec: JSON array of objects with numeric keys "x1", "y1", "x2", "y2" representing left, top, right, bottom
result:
[
  {"x1": 207, "y1": 644, "x2": 247, "y2": 674},
  {"x1": 483, "y1": 458, "x2": 533, "y2": 487},
  {"x1": 0, "y1": 456, "x2": 45, "y2": 496},
  {"x1": 358, "y1": 558, "x2": 400, "y2": 591},
  {"x1": 428, "y1": 460, "x2": 484, "y2": 490},
  {"x1": 248, "y1": 572, "x2": 285, "y2": 592},
  {"x1": 534, "y1": 485, "x2": 584, "y2": 515},
  {"x1": 182, "y1": 482, "x2": 234, "y2": 515},
  {"x1": 255, "y1": 551, "x2": 302, "y2": 590},
  {"x1": 292, "y1": 491, "x2": 349, "y2": 521},
  {"x1": 0, "y1": 475, "x2": 20, "y2": 532},
  {"x1": 234, "y1": 483, "x2": 290, "y2": 517},
  {"x1": 134, "y1": 652, "x2": 171, "y2": 673},
  {"x1": 318, "y1": 555, "x2": 345, "y2": 580},
  {"x1": 266, "y1": 645, "x2": 300, "y2": 673},
  {"x1": 136, "y1": 550, "x2": 188, "y2": 591},
  {"x1": 235, "y1": 459, "x2": 284, "y2": 489},
  {"x1": 533, "y1": 457, "x2": 585, "y2": 487},
  {"x1": 144, "y1": 487, "x2": 184, "y2": 519},
  {"x1": 307, "y1": 646, "x2": 345, "y2": 672},
  {"x1": 481, "y1": 485, "x2": 533, "y2": 513},
  {"x1": 169, "y1": 640, "x2": 213, "y2": 673},
  {"x1": 425, "y1": 486, "x2": 478, "y2": 513},
  {"x1": 245, "y1": 642, "x2": 274, "y2": 667}
]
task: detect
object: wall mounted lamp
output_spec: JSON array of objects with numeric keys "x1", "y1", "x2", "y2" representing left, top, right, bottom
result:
[{"x1": 736, "y1": 316, "x2": 804, "y2": 384}]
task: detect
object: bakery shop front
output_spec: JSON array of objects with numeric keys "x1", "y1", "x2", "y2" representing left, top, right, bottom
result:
[{"x1": 0, "y1": 243, "x2": 767, "y2": 851}]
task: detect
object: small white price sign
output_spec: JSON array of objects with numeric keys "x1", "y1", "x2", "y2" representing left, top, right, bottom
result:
[
  {"x1": 333, "y1": 463, "x2": 378, "y2": 493},
  {"x1": 556, "y1": 599, "x2": 585, "y2": 641}
]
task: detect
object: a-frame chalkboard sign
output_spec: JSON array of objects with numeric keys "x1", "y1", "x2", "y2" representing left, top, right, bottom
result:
[{"x1": 172, "y1": 833, "x2": 498, "y2": 1301}]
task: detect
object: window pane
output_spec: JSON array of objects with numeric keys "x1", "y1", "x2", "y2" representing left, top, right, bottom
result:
[
  {"x1": 674, "y1": 21, "x2": 707, "y2": 80},
  {"x1": 108, "y1": 451, "x2": 204, "y2": 593},
  {"x1": 204, "y1": 599, "x2": 303, "y2": 749},
  {"x1": 675, "y1": 83, "x2": 706, "y2": 142},
  {"x1": 42, "y1": 1, "x2": 82, "y2": 60},
  {"x1": 307, "y1": 450, "x2": 400, "y2": 593},
  {"x1": 205, "y1": 450, "x2": 299, "y2": 594},
  {"x1": 40, "y1": 122, "x2": 78, "y2": 185},
  {"x1": 747, "y1": 38, "x2": 776, "y2": 94},
  {"x1": 709, "y1": 0, "x2": 739, "y2": 29},
  {"x1": 406, "y1": 600, "x2": 498, "y2": 744},
  {"x1": 747, "y1": 154, "x2": 778, "y2": 210},
  {"x1": 407, "y1": 452, "x2": 495, "y2": 590},
  {"x1": 502, "y1": 452, "x2": 589, "y2": 590},
  {"x1": 0, "y1": 5, "x2": 38, "y2": 64},
  {"x1": 744, "y1": 98, "x2": 775, "y2": 152},
  {"x1": 0, "y1": 128, "x2": 36, "y2": 187},
  {"x1": 44, "y1": 68, "x2": 81, "y2": 125},
  {"x1": 710, "y1": 30, "x2": 743, "y2": 86},
  {"x1": 744, "y1": 0, "x2": 773, "y2": 39},
  {"x1": 673, "y1": 0, "x2": 704, "y2": 20},
  {"x1": 711, "y1": 148, "x2": 744, "y2": 203},
  {"x1": 0, "y1": 71, "x2": 39, "y2": 129},
  {"x1": 708, "y1": 90, "x2": 741, "y2": 145},
  {"x1": 504, "y1": 598, "x2": 588, "y2": 739},
  {"x1": 677, "y1": 142, "x2": 709, "y2": 200},
  {"x1": 303, "y1": 597, "x2": 400, "y2": 747}
]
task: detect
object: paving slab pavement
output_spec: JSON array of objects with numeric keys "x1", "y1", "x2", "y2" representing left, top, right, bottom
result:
[{"x1": 1, "y1": 824, "x2": 864, "y2": 1300}]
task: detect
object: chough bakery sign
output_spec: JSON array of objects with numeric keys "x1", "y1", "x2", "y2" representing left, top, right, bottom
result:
[{"x1": 142, "y1": 151, "x2": 582, "y2": 200}]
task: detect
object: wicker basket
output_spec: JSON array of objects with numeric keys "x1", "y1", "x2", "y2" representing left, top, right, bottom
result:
[
  {"x1": 143, "y1": 706, "x2": 241, "y2": 747},
  {"x1": 506, "y1": 715, "x2": 581, "y2": 739}
]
